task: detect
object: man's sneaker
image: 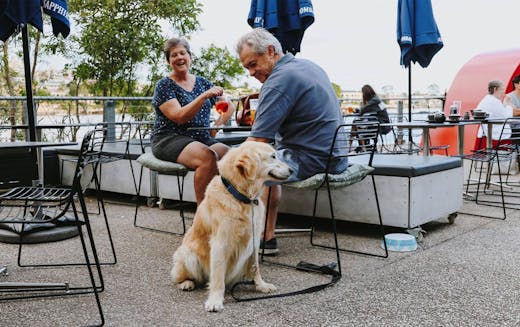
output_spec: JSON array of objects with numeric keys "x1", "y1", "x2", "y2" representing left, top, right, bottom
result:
[{"x1": 259, "y1": 238, "x2": 279, "y2": 256}]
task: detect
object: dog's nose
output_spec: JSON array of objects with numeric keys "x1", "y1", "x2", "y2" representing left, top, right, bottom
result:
[{"x1": 288, "y1": 167, "x2": 294, "y2": 175}]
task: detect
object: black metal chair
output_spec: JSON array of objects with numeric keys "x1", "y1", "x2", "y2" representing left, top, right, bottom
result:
[
  {"x1": 0, "y1": 130, "x2": 104, "y2": 326},
  {"x1": 381, "y1": 116, "x2": 449, "y2": 155},
  {"x1": 133, "y1": 123, "x2": 189, "y2": 235},
  {"x1": 59, "y1": 122, "x2": 134, "y2": 265},
  {"x1": 462, "y1": 118, "x2": 520, "y2": 220},
  {"x1": 262, "y1": 121, "x2": 388, "y2": 278}
]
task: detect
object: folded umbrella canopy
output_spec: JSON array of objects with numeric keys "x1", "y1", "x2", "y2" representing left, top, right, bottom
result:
[
  {"x1": 0, "y1": 0, "x2": 43, "y2": 42},
  {"x1": 397, "y1": 0, "x2": 443, "y2": 68},
  {"x1": 42, "y1": 0, "x2": 70, "y2": 38},
  {"x1": 248, "y1": 0, "x2": 314, "y2": 55},
  {"x1": 0, "y1": 0, "x2": 70, "y2": 141},
  {"x1": 1, "y1": 0, "x2": 69, "y2": 41},
  {"x1": 397, "y1": 0, "x2": 443, "y2": 139}
]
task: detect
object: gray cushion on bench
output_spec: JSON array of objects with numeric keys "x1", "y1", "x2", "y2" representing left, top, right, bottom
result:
[
  {"x1": 349, "y1": 154, "x2": 461, "y2": 177},
  {"x1": 284, "y1": 163, "x2": 374, "y2": 190},
  {"x1": 136, "y1": 152, "x2": 189, "y2": 176}
]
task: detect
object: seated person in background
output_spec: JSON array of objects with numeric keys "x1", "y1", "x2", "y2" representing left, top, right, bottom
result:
[
  {"x1": 236, "y1": 28, "x2": 348, "y2": 255},
  {"x1": 359, "y1": 84, "x2": 392, "y2": 135},
  {"x1": 503, "y1": 75, "x2": 520, "y2": 144},
  {"x1": 474, "y1": 80, "x2": 520, "y2": 149},
  {"x1": 504, "y1": 74, "x2": 520, "y2": 110},
  {"x1": 151, "y1": 37, "x2": 234, "y2": 204}
]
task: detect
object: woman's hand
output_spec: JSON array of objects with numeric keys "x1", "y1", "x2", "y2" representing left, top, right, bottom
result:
[
  {"x1": 219, "y1": 96, "x2": 236, "y2": 124},
  {"x1": 205, "y1": 86, "x2": 224, "y2": 99},
  {"x1": 213, "y1": 96, "x2": 236, "y2": 127}
]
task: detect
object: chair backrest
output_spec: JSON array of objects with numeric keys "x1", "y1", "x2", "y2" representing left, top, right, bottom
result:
[
  {"x1": 93, "y1": 122, "x2": 132, "y2": 152},
  {"x1": 327, "y1": 120, "x2": 380, "y2": 172},
  {"x1": 495, "y1": 117, "x2": 520, "y2": 150},
  {"x1": 135, "y1": 122, "x2": 154, "y2": 153},
  {"x1": 70, "y1": 130, "x2": 95, "y2": 194}
]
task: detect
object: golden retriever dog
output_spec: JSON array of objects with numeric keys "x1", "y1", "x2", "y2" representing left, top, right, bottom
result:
[{"x1": 171, "y1": 141, "x2": 292, "y2": 312}]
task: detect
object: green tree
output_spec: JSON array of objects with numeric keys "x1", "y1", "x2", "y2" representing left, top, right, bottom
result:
[
  {"x1": 66, "y1": 0, "x2": 202, "y2": 96},
  {"x1": 331, "y1": 82, "x2": 342, "y2": 98},
  {"x1": 190, "y1": 44, "x2": 246, "y2": 89}
]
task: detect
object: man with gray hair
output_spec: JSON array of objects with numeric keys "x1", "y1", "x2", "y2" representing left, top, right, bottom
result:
[{"x1": 236, "y1": 28, "x2": 348, "y2": 255}]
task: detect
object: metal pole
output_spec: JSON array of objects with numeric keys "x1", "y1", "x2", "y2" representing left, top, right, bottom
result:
[
  {"x1": 103, "y1": 100, "x2": 116, "y2": 141},
  {"x1": 22, "y1": 26, "x2": 36, "y2": 142},
  {"x1": 397, "y1": 101, "x2": 404, "y2": 145},
  {"x1": 408, "y1": 64, "x2": 412, "y2": 143}
]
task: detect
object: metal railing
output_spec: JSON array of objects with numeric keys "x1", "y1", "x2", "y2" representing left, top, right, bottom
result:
[{"x1": 0, "y1": 95, "x2": 445, "y2": 143}]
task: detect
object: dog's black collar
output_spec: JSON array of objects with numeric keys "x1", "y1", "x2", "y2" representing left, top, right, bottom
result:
[{"x1": 221, "y1": 177, "x2": 258, "y2": 205}]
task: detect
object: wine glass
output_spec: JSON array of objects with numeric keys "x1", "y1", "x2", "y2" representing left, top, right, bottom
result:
[{"x1": 214, "y1": 96, "x2": 229, "y2": 128}]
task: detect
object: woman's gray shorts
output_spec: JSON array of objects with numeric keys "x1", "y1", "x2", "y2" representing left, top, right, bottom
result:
[{"x1": 151, "y1": 134, "x2": 219, "y2": 162}]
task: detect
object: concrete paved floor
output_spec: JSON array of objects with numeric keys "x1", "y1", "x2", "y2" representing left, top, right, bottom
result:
[{"x1": 1, "y1": 184, "x2": 520, "y2": 326}]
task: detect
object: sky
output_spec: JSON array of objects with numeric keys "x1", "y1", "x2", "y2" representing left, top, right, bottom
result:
[{"x1": 182, "y1": 0, "x2": 520, "y2": 94}]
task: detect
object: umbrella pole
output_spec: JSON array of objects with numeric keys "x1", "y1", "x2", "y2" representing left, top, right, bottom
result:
[
  {"x1": 408, "y1": 64, "x2": 413, "y2": 143},
  {"x1": 22, "y1": 26, "x2": 37, "y2": 142}
]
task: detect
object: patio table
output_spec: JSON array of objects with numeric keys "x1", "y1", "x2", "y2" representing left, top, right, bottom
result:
[
  {"x1": 0, "y1": 141, "x2": 76, "y2": 184},
  {"x1": 382, "y1": 120, "x2": 482, "y2": 156},
  {"x1": 188, "y1": 126, "x2": 251, "y2": 146},
  {"x1": 0, "y1": 141, "x2": 78, "y2": 245}
]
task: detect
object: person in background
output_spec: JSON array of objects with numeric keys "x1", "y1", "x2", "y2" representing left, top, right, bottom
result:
[
  {"x1": 503, "y1": 75, "x2": 520, "y2": 146},
  {"x1": 504, "y1": 75, "x2": 520, "y2": 110},
  {"x1": 236, "y1": 28, "x2": 348, "y2": 255},
  {"x1": 359, "y1": 84, "x2": 392, "y2": 135},
  {"x1": 151, "y1": 37, "x2": 234, "y2": 204},
  {"x1": 474, "y1": 80, "x2": 520, "y2": 149}
]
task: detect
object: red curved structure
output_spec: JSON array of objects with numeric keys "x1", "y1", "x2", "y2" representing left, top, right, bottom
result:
[{"x1": 429, "y1": 49, "x2": 520, "y2": 155}]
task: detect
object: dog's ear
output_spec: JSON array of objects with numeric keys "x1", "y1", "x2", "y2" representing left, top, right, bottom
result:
[{"x1": 236, "y1": 151, "x2": 257, "y2": 180}]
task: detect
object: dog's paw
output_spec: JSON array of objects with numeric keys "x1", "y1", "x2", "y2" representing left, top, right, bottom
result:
[
  {"x1": 204, "y1": 297, "x2": 224, "y2": 312},
  {"x1": 256, "y1": 281, "x2": 277, "y2": 293},
  {"x1": 177, "y1": 280, "x2": 195, "y2": 291}
]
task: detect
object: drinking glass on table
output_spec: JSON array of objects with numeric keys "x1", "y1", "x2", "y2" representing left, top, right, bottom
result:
[
  {"x1": 453, "y1": 100, "x2": 462, "y2": 113},
  {"x1": 214, "y1": 96, "x2": 229, "y2": 127},
  {"x1": 249, "y1": 99, "x2": 259, "y2": 124}
]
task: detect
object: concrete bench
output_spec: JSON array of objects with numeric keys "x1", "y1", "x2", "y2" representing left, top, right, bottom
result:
[
  {"x1": 278, "y1": 154, "x2": 463, "y2": 228},
  {"x1": 58, "y1": 142, "x2": 463, "y2": 229}
]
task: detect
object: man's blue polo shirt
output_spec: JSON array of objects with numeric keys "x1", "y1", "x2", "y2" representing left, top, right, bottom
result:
[{"x1": 250, "y1": 54, "x2": 348, "y2": 179}]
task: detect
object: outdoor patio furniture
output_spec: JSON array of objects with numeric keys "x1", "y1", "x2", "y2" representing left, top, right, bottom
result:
[
  {"x1": 463, "y1": 118, "x2": 520, "y2": 220},
  {"x1": 60, "y1": 122, "x2": 134, "y2": 265},
  {"x1": 262, "y1": 121, "x2": 388, "y2": 277},
  {"x1": 0, "y1": 130, "x2": 104, "y2": 327},
  {"x1": 133, "y1": 125, "x2": 189, "y2": 235},
  {"x1": 384, "y1": 116, "x2": 451, "y2": 155},
  {"x1": 279, "y1": 153, "x2": 463, "y2": 230}
]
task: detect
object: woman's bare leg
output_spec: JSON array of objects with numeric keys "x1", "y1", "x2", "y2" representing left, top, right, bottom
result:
[
  {"x1": 176, "y1": 142, "x2": 219, "y2": 204},
  {"x1": 210, "y1": 143, "x2": 229, "y2": 160}
]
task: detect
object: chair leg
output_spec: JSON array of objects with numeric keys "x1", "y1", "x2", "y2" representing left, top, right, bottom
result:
[
  {"x1": 92, "y1": 172, "x2": 117, "y2": 265},
  {"x1": 260, "y1": 187, "x2": 271, "y2": 262},
  {"x1": 324, "y1": 181, "x2": 342, "y2": 276},
  {"x1": 17, "y1": 169, "x2": 118, "y2": 267},
  {"x1": 134, "y1": 166, "x2": 186, "y2": 235},
  {"x1": 462, "y1": 159, "x2": 508, "y2": 220},
  {"x1": 74, "y1": 194, "x2": 105, "y2": 326},
  {"x1": 3, "y1": 202, "x2": 105, "y2": 326},
  {"x1": 310, "y1": 177, "x2": 388, "y2": 258}
]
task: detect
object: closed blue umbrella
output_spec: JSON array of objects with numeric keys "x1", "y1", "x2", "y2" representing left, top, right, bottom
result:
[
  {"x1": 397, "y1": 0, "x2": 443, "y2": 130},
  {"x1": 0, "y1": 0, "x2": 70, "y2": 141},
  {"x1": 42, "y1": 0, "x2": 70, "y2": 38},
  {"x1": 248, "y1": 0, "x2": 314, "y2": 55},
  {"x1": 0, "y1": 0, "x2": 43, "y2": 42}
]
